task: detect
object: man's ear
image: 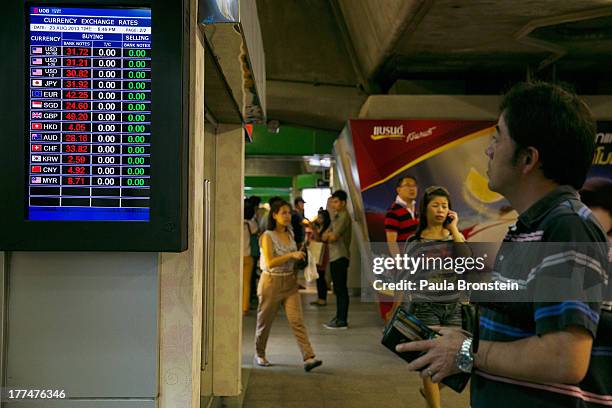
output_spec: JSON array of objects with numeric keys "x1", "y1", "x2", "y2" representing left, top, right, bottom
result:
[{"x1": 521, "y1": 147, "x2": 540, "y2": 174}]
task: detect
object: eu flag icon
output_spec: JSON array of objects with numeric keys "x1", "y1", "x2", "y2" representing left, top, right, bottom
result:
[{"x1": 32, "y1": 90, "x2": 43, "y2": 97}]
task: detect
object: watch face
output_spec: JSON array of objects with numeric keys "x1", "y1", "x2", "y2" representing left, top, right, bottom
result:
[{"x1": 457, "y1": 353, "x2": 473, "y2": 372}]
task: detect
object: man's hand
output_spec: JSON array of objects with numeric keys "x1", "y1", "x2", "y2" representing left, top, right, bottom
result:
[{"x1": 395, "y1": 326, "x2": 468, "y2": 383}]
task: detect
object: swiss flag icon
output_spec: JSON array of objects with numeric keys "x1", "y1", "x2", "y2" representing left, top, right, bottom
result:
[{"x1": 32, "y1": 145, "x2": 42, "y2": 152}]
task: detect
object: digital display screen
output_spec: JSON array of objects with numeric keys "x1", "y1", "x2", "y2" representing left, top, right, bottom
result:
[{"x1": 27, "y1": 6, "x2": 152, "y2": 221}]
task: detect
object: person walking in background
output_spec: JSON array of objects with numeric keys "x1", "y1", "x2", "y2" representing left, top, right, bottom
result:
[
  {"x1": 310, "y1": 208, "x2": 331, "y2": 306},
  {"x1": 243, "y1": 199, "x2": 258, "y2": 315},
  {"x1": 323, "y1": 190, "x2": 352, "y2": 330},
  {"x1": 404, "y1": 186, "x2": 465, "y2": 408},
  {"x1": 258, "y1": 196, "x2": 284, "y2": 232},
  {"x1": 254, "y1": 200, "x2": 322, "y2": 372}
]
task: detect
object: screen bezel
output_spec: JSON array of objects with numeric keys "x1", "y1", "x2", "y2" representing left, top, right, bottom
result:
[{"x1": 1, "y1": 0, "x2": 188, "y2": 251}]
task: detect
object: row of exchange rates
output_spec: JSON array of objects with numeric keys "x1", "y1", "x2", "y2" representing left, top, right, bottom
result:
[{"x1": 28, "y1": 5, "x2": 151, "y2": 221}]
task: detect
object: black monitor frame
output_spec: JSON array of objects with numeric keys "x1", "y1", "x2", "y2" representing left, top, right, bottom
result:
[{"x1": 0, "y1": 0, "x2": 189, "y2": 251}]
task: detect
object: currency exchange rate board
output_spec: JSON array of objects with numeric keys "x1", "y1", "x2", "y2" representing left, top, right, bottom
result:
[{"x1": 27, "y1": 6, "x2": 152, "y2": 221}]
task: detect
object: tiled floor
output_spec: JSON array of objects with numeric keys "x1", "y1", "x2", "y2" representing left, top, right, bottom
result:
[{"x1": 241, "y1": 288, "x2": 470, "y2": 408}]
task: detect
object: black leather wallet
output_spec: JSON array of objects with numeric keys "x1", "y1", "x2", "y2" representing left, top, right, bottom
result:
[{"x1": 381, "y1": 306, "x2": 471, "y2": 393}]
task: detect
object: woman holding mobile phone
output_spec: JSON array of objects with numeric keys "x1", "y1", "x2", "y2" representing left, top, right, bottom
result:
[
  {"x1": 254, "y1": 199, "x2": 322, "y2": 372},
  {"x1": 404, "y1": 186, "x2": 465, "y2": 408}
]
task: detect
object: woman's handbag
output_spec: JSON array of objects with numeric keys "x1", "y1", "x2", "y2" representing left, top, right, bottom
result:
[{"x1": 294, "y1": 242, "x2": 309, "y2": 270}]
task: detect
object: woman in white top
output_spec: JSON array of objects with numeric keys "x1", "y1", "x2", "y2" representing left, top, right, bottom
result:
[{"x1": 254, "y1": 200, "x2": 322, "y2": 372}]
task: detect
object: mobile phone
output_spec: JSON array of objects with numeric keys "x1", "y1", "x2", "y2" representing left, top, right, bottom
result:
[
  {"x1": 381, "y1": 307, "x2": 470, "y2": 393},
  {"x1": 443, "y1": 214, "x2": 453, "y2": 226}
]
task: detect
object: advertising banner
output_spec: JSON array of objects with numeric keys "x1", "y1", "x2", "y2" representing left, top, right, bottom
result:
[
  {"x1": 348, "y1": 119, "x2": 509, "y2": 243},
  {"x1": 343, "y1": 119, "x2": 611, "y2": 320}
]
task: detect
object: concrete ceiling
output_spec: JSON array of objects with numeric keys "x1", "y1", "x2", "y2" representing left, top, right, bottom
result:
[{"x1": 255, "y1": 0, "x2": 612, "y2": 131}]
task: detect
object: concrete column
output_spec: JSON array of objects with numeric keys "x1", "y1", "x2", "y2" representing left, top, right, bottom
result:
[
  {"x1": 211, "y1": 125, "x2": 244, "y2": 396},
  {"x1": 158, "y1": 0, "x2": 205, "y2": 405}
]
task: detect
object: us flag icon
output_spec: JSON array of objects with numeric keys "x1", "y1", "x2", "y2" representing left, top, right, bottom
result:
[
  {"x1": 32, "y1": 58, "x2": 43, "y2": 65},
  {"x1": 32, "y1": 47, "x2": 43, "y2": 54},
  {"x1": 31, "y1": 123, "x2": 42, "y2": 130},
  {"x1": 32, "y1": 155, "x2": 42, "y2": 162},
  {"x1": 32, "y1": 69, "x2": 43, "y2": 76},
  {"x1": 32, "y1": 101, "x2": 43, "y2": 108},
  {"x1": 31, "y1": 166, "x2": 42, "y2": 173},
  {"x1": 32, "y1": 112, "x2": 42, "y2": 119},
  {"x1": 31, "y1": 177, "x2": 42, "y2": 184},
  {"x1": 32, "y1": 145, "x2": 42, "y2": 152}
]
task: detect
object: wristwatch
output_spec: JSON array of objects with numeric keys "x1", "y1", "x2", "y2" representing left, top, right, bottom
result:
[{"x1": 456, "y1": 337, "x2": 474, "y2": 373}]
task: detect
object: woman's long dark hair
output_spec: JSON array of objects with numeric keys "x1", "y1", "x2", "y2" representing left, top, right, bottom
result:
[
  {"x1": 267, "y1": 200, "x2": 291, "y2": 231},
  {"x1": 244, "y1": 199, "x2": 255, "y2": 220},
  {"x1": 414, "y1": 186, "x2": 452, "y2": 238},
  {"x1": 317, "y1": 209, "x2": 331, "y2": 234}
]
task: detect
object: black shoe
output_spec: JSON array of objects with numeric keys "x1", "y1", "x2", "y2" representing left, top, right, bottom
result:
[
  {"x1": 323, "y1": 318, "x2": 348, "y2": 330},
  {"x1": 304, "y1": 358, "x2": 322, "y2": 372}
]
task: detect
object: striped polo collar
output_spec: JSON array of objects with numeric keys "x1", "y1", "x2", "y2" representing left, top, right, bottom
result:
[{"x1": 517, "y1": 185, "x2": 579, "y2": 230}]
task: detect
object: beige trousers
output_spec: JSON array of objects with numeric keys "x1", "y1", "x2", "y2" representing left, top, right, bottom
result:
[
  {"x1": 242, "y1": 256, "x2": 254, "y2": 313},
  {"x1": 255, "y1": 272, "x2": 315, "y2": 361}
]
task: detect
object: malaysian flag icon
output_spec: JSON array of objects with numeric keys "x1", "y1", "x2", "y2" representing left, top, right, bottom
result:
[
  {"x1": 31, "y1": 166, "x2": 42, "y2": 173},
  {"x1": 32, "y1": 58, "x2": 43, "y2": 65},
  {"x1": 32, "y1": 144, "x2": 42, "y2": 152},
  {"x1": 31, "y1": 177, "x2": 42, "y2": 184},
  {"x1": 32, "y1": 79, "x2": 42, "y2": 87},
  {"x1": 32, "y1": 69, "x2": 43, "y2": 76},
  {"x1": 32, "y1": 90, "x2": 42, "y2": 97},
  {"x1": 32, "y1": 47, "x2": 43, "y2": 54},
  {"x1": 32, "y1": 112, "x2": 43, "y2": 119},
  {"x1": 32, "y1": 101, "x2": 43, "y2": 108},
  {"x1": 31, "y1": 134, "x2": 42, "y2": 140},
  {"x1": 31, "y1": 123, "x2": 42, "y2": 130},
  {"x1": 32, "y1": 155, "x2": 42, "y2": 162}
]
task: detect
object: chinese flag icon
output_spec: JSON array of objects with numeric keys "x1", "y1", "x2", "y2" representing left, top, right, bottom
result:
[{"x1": 31, "y1": 166, "x2": 42, "y2": 173}]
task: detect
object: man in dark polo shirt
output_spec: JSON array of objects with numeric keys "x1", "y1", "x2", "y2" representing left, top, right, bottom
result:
[
  {"x1": 291, "y1": 196, "x2": 307, "y2": 246},
  {"x1": 323, "y1": 190, "x2": 352, "y2": 329},
  {"x1": 397, "y1": 82, "x2": 610, "y2": 407}
]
